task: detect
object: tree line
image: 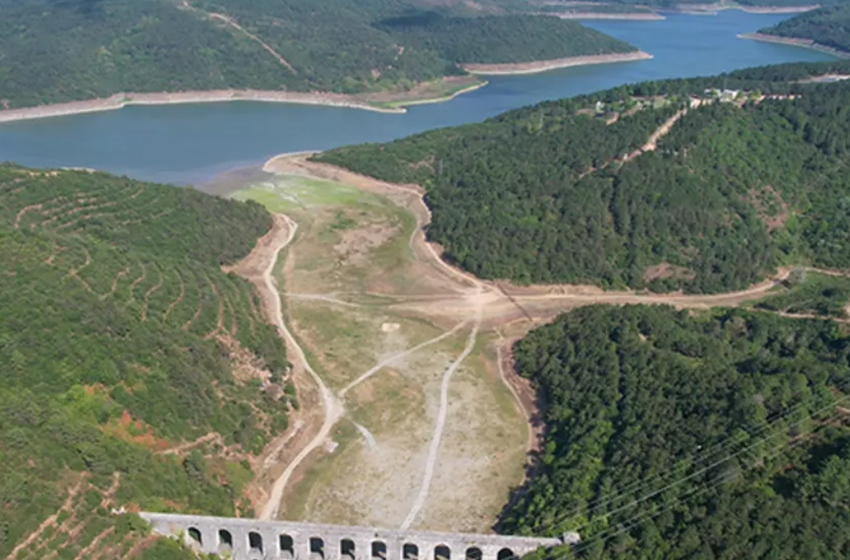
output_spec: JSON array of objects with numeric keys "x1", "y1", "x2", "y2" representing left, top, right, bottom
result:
[{"x1": 316, "y1": 60, "x2": 850, "y2": 293}]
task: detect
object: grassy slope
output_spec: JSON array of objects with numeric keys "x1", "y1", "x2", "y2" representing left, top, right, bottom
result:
[{"x1": 0, "y1": 164, "x2": 290, "y2": 559}]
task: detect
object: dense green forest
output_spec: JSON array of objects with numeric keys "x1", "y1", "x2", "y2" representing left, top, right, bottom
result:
[
  {"x1": 0, "y1": 164, "x2": 289, "y2": 558},
  {"x1": 505, "y1": 304, "x2": 850, "y2": 559},
  {"x1": 758, "y1": 4, "x2": 850, "y2": 52},
  {"x1": 0, "y1": 0, "x2": 636, "y2": 109},
  {"x1": 316, "y1": 59, "x2": 850, "y2": 293}
]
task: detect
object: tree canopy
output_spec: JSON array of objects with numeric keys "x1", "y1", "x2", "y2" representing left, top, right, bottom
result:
[
  {"x1": 506, "y1": 304, "x2": 850, "y2": 559},
  {"x1": 316, "y1": 60, "x2": 850, "y2": 293},
  {"x1": 758, "y1": 4, "x2": 850, "y2": 53},
  {"x1": 0, "y1": 164, "x2": 290, "y2": 559},
  {"x1": 0, "y1": 0, "x2": 636, "y2": 109}
]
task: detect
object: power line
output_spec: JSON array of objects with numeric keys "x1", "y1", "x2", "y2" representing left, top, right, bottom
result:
[
  {"x1": 542, "y1": 410, "x2": 835, "y2": 560},
  {"x1": 527, "y1": 382, "x2": 850, "y2": 537},
  {"x1": 524, "y1": 391, "x2": 818, "y2": 533}
]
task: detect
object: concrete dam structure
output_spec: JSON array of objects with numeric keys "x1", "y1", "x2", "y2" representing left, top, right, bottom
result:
[{"x1": 139, "y1": 512, "x2": 576, "y2": 560}]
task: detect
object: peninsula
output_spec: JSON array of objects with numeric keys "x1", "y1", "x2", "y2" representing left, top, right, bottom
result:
[
  {"x1": 743, "y1": 3, "x2": 850, "y2": 56},
  {"x1": 0, "y1": 0, "x2": 642, "y2": 118}
]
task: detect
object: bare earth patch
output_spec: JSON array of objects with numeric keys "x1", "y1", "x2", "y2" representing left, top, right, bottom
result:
[{"x1": 234, "y1": 153, "x2": 801, "y2": 534}]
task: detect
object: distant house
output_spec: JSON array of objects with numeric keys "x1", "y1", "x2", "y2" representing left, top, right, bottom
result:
[{"x1": 703, "y1": 88, "x2": 740, "y2": 102}]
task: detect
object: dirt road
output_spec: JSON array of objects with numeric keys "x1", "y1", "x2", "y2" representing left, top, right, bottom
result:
[
  {"x1": 226, "y1": 214, "x2": 344, "y2": 520},
  {"x1": 400, "y1": 308, "x2": 481, "y2": 529},
  {"x1": 256, "y1": 216, "x2": 344, "y2": 521},
  {"x1": 243, "y1": 153, "x2": 831, "y2": 528}
]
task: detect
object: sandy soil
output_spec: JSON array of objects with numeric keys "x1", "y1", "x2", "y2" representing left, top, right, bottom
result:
[
  {"x1": 233, "y1": 151, "x2": 815, "y2": 533},
  {"x1": 462, "y1": 51, "x2": 653, "y2": 75},
  {"x1": 682, "y1": 2, "x2": 818, "y2": 13},
  {"x1": 0, "y1": 77, "x2": 485, "y2": 124},
  {"x1": 739, "y1": 33, "x2": 850, "y2": 58},
  {"x1": 549, "y1": 12, "x2": 665, "y2": 19}
]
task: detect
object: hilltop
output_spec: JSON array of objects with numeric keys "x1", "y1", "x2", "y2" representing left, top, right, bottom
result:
[
  {"x1": 315, "y1": 59, "x2": 850, "y2": 294},
  {"x1": 0, "y1": 164, "x2": 292, "y2": 559},
  {"x1": 752, "y1": 3, "x2": 850, "y2": 53},
  {"x1": 0, "y1": 0, "x2": 638, "y2": 112}
]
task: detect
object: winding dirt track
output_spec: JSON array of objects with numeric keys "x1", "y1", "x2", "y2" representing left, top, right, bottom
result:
[
  {"x1": 400, "y1": 309, "x2": 482, "y2": 530},
  {"x1": 242, "y1": 153, "x2": 811, "y2": 526},
  {"x1": 257, "y1": 216, "x2": 344, "y2": 521},
  {"x1": 225, "y1": 214, "x2": 343, "y2": 520}
]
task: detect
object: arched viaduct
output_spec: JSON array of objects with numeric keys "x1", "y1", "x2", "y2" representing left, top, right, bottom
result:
[{"x1": 139, "y1": 513, "x2": 576, "y2": 560}]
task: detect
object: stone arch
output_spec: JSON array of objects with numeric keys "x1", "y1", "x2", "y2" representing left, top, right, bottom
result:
[
  {"x1": 187, "y1": 527, "x2": 202, "y2": 548},
  {"x1": 372, "y1": 540, "x2": 388, "y2": 560},
  {"x1": 310, "y1": 536, "x2": 325, "y2": 559},
  {"x1": 218, "y1": 529, "x2": 233, "y2": 552},
  {"x1": 402, "y1": 543, "x2": 419, "y2": 560},
  {"x1": 497, "y1": 549, "x2": 516, "y2": 560},
  {"x1": 248, "y1": 531, "x2": 264, "y2": 554},
  {"x1": 435, "y1": 545, "x2": 451, "y2": 560},
  {"x1": 280, "y1": 534, "x2": 294, "y2": 559},
  {"x1": 465, "y1": 547, "x2": 482, "y2": 560},
  {"x1": 341, "y1": 538, "x2": 356, "y2": 559}
]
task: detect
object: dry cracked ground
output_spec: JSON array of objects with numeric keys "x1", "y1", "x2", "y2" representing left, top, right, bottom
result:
[{"x1": 221, "y1": 153, "x2": 801, "y2": 534}]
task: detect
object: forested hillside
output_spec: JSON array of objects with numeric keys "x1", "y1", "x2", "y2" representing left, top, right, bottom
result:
[
  {"x1": 0, "y1": 164, "x2": 290, "y2": 559},
  {"x1": 504, "y1": 305, "x2": 850, "y2": 559},
  {"x1": 0, "y1": 0, "x2": 636, "y2": 109},
  {"x1": 758, "y1": 4, "x2": 850, "y2": 52},
  {"x1": 317, "y1": 60, "x2": 850, "y2": 293}
]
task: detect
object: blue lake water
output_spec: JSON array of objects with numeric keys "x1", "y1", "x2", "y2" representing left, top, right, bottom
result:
[{"x1": 0, "y1": 10, "x2": 835, "y2": 185}]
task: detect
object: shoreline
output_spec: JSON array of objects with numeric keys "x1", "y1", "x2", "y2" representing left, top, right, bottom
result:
[
  {"x1": 542, "y1": 11, "x2": 665, "y2": 20},
  {"x1": 675, "y1": 3, "x2": 819, "y2": 14},
  {"x1": 0, "y1": 90, "x2": 406, "y2": 125},
  {"x1": 0, "y1": 50, "x2": 655, "y2": 124},
  {"x1": 462, "y1": 51, "x2": 653, "y2": 76},
  {"x1": 383, "y1": 80, "x2": 489, "y2": 108},
  {"x1": 739, "y1": 33, "x2": 850, "y2": 58}
]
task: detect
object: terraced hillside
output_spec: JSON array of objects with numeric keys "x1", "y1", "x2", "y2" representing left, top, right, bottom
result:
[{"x1": 0, "y1": 164, "x2": 290, "y2": 559}]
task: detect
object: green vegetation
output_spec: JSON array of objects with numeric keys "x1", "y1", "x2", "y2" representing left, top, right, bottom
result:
[
  {"x1": 752, "y1": 270, "x2": 850, "y2": 318},
  {"x1": 0, "y1": 0, "x2": 637, "y2": 109},
  {"x1": 758, "y1": 4, "x2": 850, "y2": 52},
  {"x1": 316, "y1": 60, "x2": 850, "y2": 293},
  {"x1": 0, "y1": 164, "x2": 289, "y2": 558},
  {"x1": 506, "y1": 304, "x2": 850, "y2": 559},
  {"x1": 374, "y1": 12, "x2": 633, "y2": 64},
  {"x1": 230, "y1": 175, "x2": 378, "y2": 212}
]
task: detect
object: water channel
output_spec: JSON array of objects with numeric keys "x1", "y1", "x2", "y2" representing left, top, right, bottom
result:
[{"x1": 0, "y1": 10, "x2": 835, "y2": 185}]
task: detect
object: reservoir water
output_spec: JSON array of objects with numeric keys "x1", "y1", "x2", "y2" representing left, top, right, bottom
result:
[{"x1": 0, "y1": 11, "x2": 836, "y2": 185}]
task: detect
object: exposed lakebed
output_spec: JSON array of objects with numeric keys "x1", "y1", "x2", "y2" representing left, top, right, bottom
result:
[{"x1": 0, "y1": 11, "x2": 835, "y2": 186}]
